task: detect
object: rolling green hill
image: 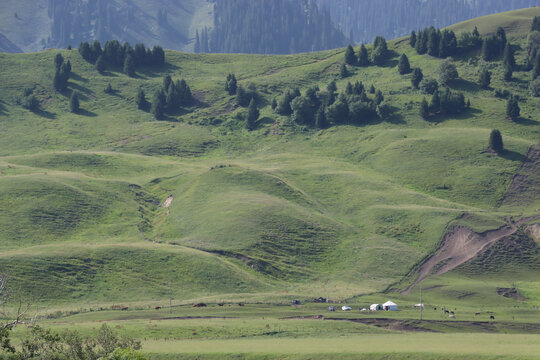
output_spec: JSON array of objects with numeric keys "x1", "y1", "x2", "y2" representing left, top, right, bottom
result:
[{"x1": 0, "y1": 8, "x2": 539, "y2": 309}]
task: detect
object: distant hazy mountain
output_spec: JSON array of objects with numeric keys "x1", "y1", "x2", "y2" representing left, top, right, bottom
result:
[
  {"x1": 0, "y1": 0, "x2": 538, "y2": 54},
  {"x1": 316, "y1": 0, "x2": 539, "y2": 44}
]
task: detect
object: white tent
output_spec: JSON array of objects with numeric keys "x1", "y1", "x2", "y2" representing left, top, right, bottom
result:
[
  {"x1": 370, "y1": 304, "x2": 382, "y2": 311},
  {"x1": 383, "y1": 301, "x2": 398, "y2": 311}
]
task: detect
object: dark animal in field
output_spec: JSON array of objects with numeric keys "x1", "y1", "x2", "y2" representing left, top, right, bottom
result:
[
  {"x1": 193, "y1": 303, "x2": 207, "y2": 308},
  {"x1": 434, "y1": 307, "x2": 437, "y2": 311},
  {"x1": 292, "y1": 300, "x2": 301, "y2": 305},
  {"x1": 238, "y1": 303, "x2": 245, "y2": 306},
  {"x1": 121, "y1": 307, "x2": 129, "y2": 311},
  {"x1": 155, "y1": 306, "x2": 162, "y2": 310},
  {"x1": 314, "y1": 297, "x2": 327, "y2": 303},
  {"x1": 218, "y1": 303, "x2": 224, "y2": 306},
  {"x1": 490, "y1": 315, "x2": 495, "y2": 320},
  {"x1": 445, "y1": 310, "x2": 450, "y2": 314},
  {"x1": 475, "y1": 312, "x2": 481, "y2": 316},
  {"x1": 450, "y1": 311, "x2": 455, "y2": 315}
]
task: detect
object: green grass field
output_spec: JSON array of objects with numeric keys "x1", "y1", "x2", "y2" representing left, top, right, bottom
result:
[{"x1": 1, "y1": 7, "x2": 540, "y2": 359}]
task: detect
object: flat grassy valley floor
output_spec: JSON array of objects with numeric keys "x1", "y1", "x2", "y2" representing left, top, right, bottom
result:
[{"x1": 1, "y1": 7, "x2": 540, "y2": 359}]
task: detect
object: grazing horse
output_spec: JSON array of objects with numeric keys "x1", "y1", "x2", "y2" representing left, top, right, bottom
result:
[
  {"x1": 193, "y1": 303, "x2": 207, "y2": 308},
  {"x1": 490, "y1": 315, "x2": 495, "y2": 320},
  {"x1": 445, "y1": 310, "x2": 450, "y2": 314},
  {"x1": 475, "y1": 312, "x2": 480, "y2": 316},
  {"x1": 121, "y1": 307, "x2": 129, "y2": 311},
  {"x1": 155, "y1": 306, "x2": 162, "y2": 310}
]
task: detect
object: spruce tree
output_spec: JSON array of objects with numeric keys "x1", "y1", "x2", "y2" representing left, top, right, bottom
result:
[
  {"x1": 123, "y1": 54, "x2": 135, "y2": 77},
  {"x1": 410, "y1": 31, "x2": 417, "y2": 48},
  {"x1": 340, "y1": 63, "x2": 349, "y2": 78},
  {"x1": 163, "y1": 75, "x2": 172, "y2": 93},
  {"x1": 506, "y1": 97, "x2": 520, "y2": 120},
  {"x1": 271, "y1": 97, "x2": 277, "y2": 110},
  {"x1": 327, "y1": 80, "x2": 337, "y2": 94},
  {"x1": 438, "y1": 59, "x2": 458, "y2": 85},
  {"x1": 79, "y1": 42, "x2": 91, "y2": 62},
  {"x1": 95, "y1": 55, "x2": 106, "y2": 74},
  {"x1": 369, "y1": 84, "x2": 375, "y2": 94},
  {"x1": 194, "y1": 30, "x2": 201, "y2": 53},
  {"x1": 225, "y1": 74, "x2": 237, "y2": 95},
  {"x1": 375, "y1": 90, "x2": 384, "y2": 105},
  {"x1": 151, "y1": 89, "x2": 166, "y2": 119},
  {"x1": 430, "y1": 91, "x2": 440, "y2": 114},
  {"x1": 345, "y1": 45, "x2": 357, "y2": 66},
  {"x1": 489, "y1": 129, "x2": 504, "y2": 153},
  {"x1": 420, "y1": 98, "x2": 429, "y2": 119},
  {"x1": 504, "y1": 67, "x2": 514, "y2": 83},
  {"x1": 136, "y1": 88, "x2": 147, "y2": 110},
  {"x1": 398, "y1": 54, "x2": 411, "y2": 75},
  {"x1": 478, "y1": 68, "x2": 491, "y2": 89},
  {"x1": 246, "y1": 98, "x2": 259, "y2": 130},
  {"x1": 503, "y1": 43, "x2": 515, "y2": 70},
  {"x1": 357, "y1": 45, "x2": 369, "y2": 66},
  {"x1": 371, "y1": 36, "x2": 388, "y2": 66},
  {"x1": 69, "y1": 91, "x2": 80, "y2": 113},
  {"x1": 532, "y1": 16, "x2": 540, "y2": 32},
  {"x1": 54, "y1": 53, "x2": 64, "y2": 70},
  {"x1": 411, "y1": 68, "x2": 423, "y2": 89},
  {"x1": 534, "y1": 53, "x2": 540, "y2": 79},
  {"x1": 104, "y1": 83, "x2": 113, "y2": 94},
  {"x1": 315, "y1": 105, "x2": 327, "y2": 129}
]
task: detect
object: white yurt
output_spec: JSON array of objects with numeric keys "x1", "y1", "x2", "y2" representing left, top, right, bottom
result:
[
  {"x1": 370, "y1": 303, "x2": 383, "y2": 311},
  {"x1": 383, "y1": 300, "x2": 398, "y2": 311}
]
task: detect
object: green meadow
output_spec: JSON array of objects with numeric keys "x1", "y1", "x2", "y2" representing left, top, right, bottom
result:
[{"x1": 1, "y1": 7, "x2": 540, "y2": 359}]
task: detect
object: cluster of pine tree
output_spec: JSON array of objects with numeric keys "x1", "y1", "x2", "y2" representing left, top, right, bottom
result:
[
  {"x1": 410, "y1": 27, "x2": 458, "y2": 58},
  {"x1": 420, "y1": 88, "x2": 468, "y2": 119},
  {"x1": 481, "y1": 27, "x2": 507, "y2": 61},
  {"x1": 208, "y1": 0, "x2": 347, "y2": 54},
  {"x1": 53, "y1": 53, "x2": 71, "y2": 92},
  {"x1": 274, "y1": 79, "x2": 388, "y2": 128},
  {"x1": 317, "y1": 0, "x2": 537, "y2": 45},
  {"x1": 344, "y1": 36, "x2": 390, "y2": 69},
  {"x1": 194, "y1": 27, "x2": 211, "y2": 54},
  {"x1": 79, "y1": 40, "x2": 164, "y2": 76},
  {"x1": 142, "y1": 75, "x2": 194, "y2": 120}
]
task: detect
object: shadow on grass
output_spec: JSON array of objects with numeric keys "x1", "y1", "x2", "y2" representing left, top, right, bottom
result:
[
  {"x1": 0, "y1": 100, "x2": 7, "y2": 116},
  {"x1": 499, "y1": 149, "x2": 526, "y2": 162},
  {"x1": 514, "y1": 116, "x2": 540, "y2": 126},
  {"x1": 77, "y1": 109, "x2": 98, "y2": 117},
  {"x1": 70, "y1": 72, "x2": 88, "y2": 83},
  {"x1": 100, "y1": 71, "x2": 118, "y2": 77},
  {"x1": 136, "y1": 62, "x2": 181, "y2": 78},
  {"x1": 35, "y1": 109, "x2": 56, "y2": 119},
  {"x1": 451, "y1": 78, "x2": 480, "y2": 93},
  {"x1": 68, "y1": 83, "x2": 95, "y2": 101},
  {"x1": 427, "y1": 107, "x2": 482, "y2": 123},
  {"x1": 257, "y1": 116, "x2": 275, "y2": 126}
]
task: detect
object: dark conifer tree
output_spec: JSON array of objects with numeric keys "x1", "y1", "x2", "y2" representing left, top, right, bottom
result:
[
  {"x1": 375, "y1": 90, "x2": 384, "y2": 105},
  {"x1": 163, "y1": 75, "x2": 172, "y2": 93},
  {"x1": 496, "y1": 27, "x2": 507, "y2": 53},
  {"x1": 136, "y1": 88, "x2": 148, "y2": 110},
  {"x1": 410, "y1": 31, "x2": 417, "y2": 48},
  {"x1": 420, "y1": 98, "x2": 429, "y2": 119},
  {"x1": 472, "y1": 26, "x2": 480, "y2": 38},
  {"x1": 271, "y1": 97, "x2": 277, "y2": 110},
  {"x1": 340, "y1": 63, "x2": 349, "y2": 78},
  {"x1": 194, "y1": 30, "x2": 201, "y2": 53},
  {"x1": 152, "y1": 46, "x2": 165, "y2": 66},
  {"x1": 91, "y1": 39, "x2": 102, "y2": 62},
  {"x1": 345, "y1": 45, "x2": 357, "y2": 65},
  {"x1": 411, "y1": 68, "x2": 423, "y2": 89},
  {"x1": 315, "y1": 105, "x2": 327, "y2": 129},
  {"x1": 506, "y1": 97, "x2": 520, "y2": 120},
  {"x1": 225, "y1": 74, "x2": 237, "y2": 95},
  {"x1": 104, "y1": 83, "x2": 113, "y2": 94},
  {"x1": 123, "y1": 54, "x2": 135, "y2": 77},
  {"x1": 503, "y1": 43, "x2": 515, "y2": 70},
  {"x1": 69, "y1": 91, "x2": 80, "y2": 113},
  {"x1": 369, "y1": 84, "x2": 376, "y2": 94},
  {"x1": 236, "y1": 85, "x2": 251, "y2": 107},
  {"x1": 151, "y1": 89, "x2": 166, "y2": 119},
  {"x1": 430, "y1": 90, "x2": 440, "y2": 114},
  {"x1": 54, "y1": 53, "x2": 64, "y2": 70},
  {"x1": 79, "y1": 42, "x2": 91, "y2": 61},
  {"x1": 246, "y1": 98, "x2": 259, "y2": 130},
  {"x1": 532, "y1": 16, "x2": 540, "y2": 32},
  {"x1": 371, "y1": 36, "x2": 388, "y2": 65},
  {"x1": 357, "y1": 44, "x2": 369, "y2": 66},
  {"x1": 95, "y1": 55, "x2": 106, "y2": 74},
  {"x1": 533, "y1": 53, "x2": 540, "y2": 79},
  {"x1": 478, "y1": 68, "x2": 491, "y2": 89},
  {"x1": 398, "y1": 54, "x2": 411, "y2": 74},
  {"x1": 489, "y1": 129, "x2": 504, "y2": 153}
]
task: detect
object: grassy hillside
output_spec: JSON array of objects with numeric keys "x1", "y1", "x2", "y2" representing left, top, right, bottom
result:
[{"x1": 0, "y1": 8, "x2": 539, "y2": 311}]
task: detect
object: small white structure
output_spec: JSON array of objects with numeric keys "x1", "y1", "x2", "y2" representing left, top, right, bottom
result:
[
  {"x1": 414, "y1": 303, "x2": 425, "y2": 310},
  {"x1": 370, "y1": 304, "x2": 383, "y2": 311},
  {"x1": 342, "y1": 306, "x2": 352, "y2": 311},
  {"x1": 383, "y1": 301, "x2": 398, "y2": 311}
]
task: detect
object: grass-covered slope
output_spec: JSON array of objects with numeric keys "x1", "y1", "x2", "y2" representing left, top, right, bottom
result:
[{"x1": 0, "y1": 8, "x2": 539, "y2": 306}]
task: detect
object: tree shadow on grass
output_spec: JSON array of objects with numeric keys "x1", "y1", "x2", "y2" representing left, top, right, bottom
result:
[
  {"x1": 450, "y1": 78, "x2": 480, "y2": 93},
  {"x1": 499, "y1": 149, "x2": 526, "y2": 162},
  {"x1": 70, "y1": 72, "x2": 88, "y2": 83},
  {"x1": 0, "y1": 100, "x2": 7, "y2": 116},
  {"x1": 427, "y1": 107, "x2": 482, "y2": 123},
  {"x1": 35, "y1": 109, "x2": 56, "y2": 119},
  {"x1": 136, "y1": 62, "x2": 181, "y2": 78},
  {"x1": 514, "y1": 116, "x2": 540, "y2": 126},
  {"x1": 77, "y1": 109, "x2": 98, "y2": 117},
  {"x1": 67, "y1": 83, "x2": 95, "y2": 101},
  {"x1": 100, "y1": 71, "x2": 118, "y2": 77}
]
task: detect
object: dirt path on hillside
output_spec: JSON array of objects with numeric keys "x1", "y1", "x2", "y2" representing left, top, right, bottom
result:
[{"x1": 402, "y1": 219, "x2": 518, "y2": 295}]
